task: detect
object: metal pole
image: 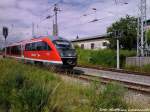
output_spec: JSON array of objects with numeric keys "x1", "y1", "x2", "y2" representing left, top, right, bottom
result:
[
  {"x1": 4, "y1": 38, "x2": 6, "y2": 57},
  {"x1": 117, "y1": 39, "x2": 120, "y2": 69},
  {"x1": 54, "y1": 4, "x2": 58, "y2": 36},
  {"x1": 141, "y1": 7, "x2": 144, "y2": 57},
  {"x1": 137, "y1": 16, "x2": 140, "y2": 56},
  {"x1": 32, "y1": 23, "x2": 35, "y2": 37},
  {"x1": 139, "y1": 0, "x2": 147, "y2": 57}
]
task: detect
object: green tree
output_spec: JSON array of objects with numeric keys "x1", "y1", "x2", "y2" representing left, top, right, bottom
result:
[{"x1": 107, "y1": 15, "x2": 137, "y2": 50}]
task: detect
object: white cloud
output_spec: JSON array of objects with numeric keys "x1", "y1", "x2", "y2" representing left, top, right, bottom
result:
[
  {"x1": 0, "y1": 0, "x2": 150, "y2": 44},
  {"x1": 0, "y1": 0, "x2": 16, "y2": 7}
]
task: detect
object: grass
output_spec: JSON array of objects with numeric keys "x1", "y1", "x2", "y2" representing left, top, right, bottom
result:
[
  {"x1": 0, "y1": 59, "x2": 128, "y2": 112},
  {"x1": 77, "y1": 48, "x2": 136, "y2": 68},
  {"x1": 76, "y1": 48, "x2": 150, "y2": 73},
  {"x1": 126, "y1": 64, "x2": 150, "y2": 74}
]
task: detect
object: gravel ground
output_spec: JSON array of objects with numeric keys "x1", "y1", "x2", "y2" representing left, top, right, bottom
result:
[{"x1": 125, "y1": 91, "x2": 150, "y2": 108}]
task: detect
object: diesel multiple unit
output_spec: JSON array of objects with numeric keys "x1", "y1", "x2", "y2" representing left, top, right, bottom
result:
[{"x1": 3, "y1": 36, "x2": 77, "y2": 68}]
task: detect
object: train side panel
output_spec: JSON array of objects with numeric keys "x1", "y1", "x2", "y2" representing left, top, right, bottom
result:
[{"x1": 23, "y1": 38, "x2": 62, "y2": 64}]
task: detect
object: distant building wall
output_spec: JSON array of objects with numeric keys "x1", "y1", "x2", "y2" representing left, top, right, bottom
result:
[
  {"x1": 73, "y1": 39, "x2": 109, "y2": 50},
  {"x1": 72, "y1": 35, "x2": 110, "y2": 50}
]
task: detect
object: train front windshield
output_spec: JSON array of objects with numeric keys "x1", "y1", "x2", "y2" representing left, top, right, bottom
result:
[
  {"x1": 53, "y1": 40, "x2": 75, "y2": 49},
  {"x1": 53, "y1": 40, "x2": 76, "y2": 57}
]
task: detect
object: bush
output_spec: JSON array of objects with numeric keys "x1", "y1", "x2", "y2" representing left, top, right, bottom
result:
[
  {"x1": 16, "y1": 84, "x2": 50, "y2": 112},
  {"x1": 0, "y1": 59, "x2": 60, "y2": 112},
  {"x1": 96, "y1": 83, "x2": 127, "y2": 109},
  {"x1": 77, "y1": 48, "x2": 136, "y2": 68},
  {"x1": 126, "y1": 64, "x2": 150, "y2": 74},
  {"x1": 89, "y1": 50, "x2": 116, "y2": 67},
  {"x1": 0, "y1": 59, "x2": 128, "y2": 111}
]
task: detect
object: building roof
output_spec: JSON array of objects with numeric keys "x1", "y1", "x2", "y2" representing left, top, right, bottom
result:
[{"x1": 71, "y1": 34, "x2": 108, "y2": 42}]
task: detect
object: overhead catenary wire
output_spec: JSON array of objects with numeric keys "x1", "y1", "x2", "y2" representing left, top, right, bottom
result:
[
  {"x1": 8, "y1": 0, "x2": 132, "y2": 40},
  {"x1": 35, "y1": 0, "x2": 126, "y2": 29},
  {"x1": 38, "y1": 0, "x2": 63, "y2": 21},
  {"x1": 54, "y1": 0, "x2": 131, "y2": 30}
]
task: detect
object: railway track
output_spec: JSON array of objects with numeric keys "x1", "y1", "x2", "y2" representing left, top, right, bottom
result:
[
  {"x1": 78, "y1": 65, "x2": 150, "y2": 76},
  {"x1": 73, "y1": 74, "x2": 150, "y2": 94},
  {"x1": 57, "y1": 67, "x2": 150, "y2": 94}
]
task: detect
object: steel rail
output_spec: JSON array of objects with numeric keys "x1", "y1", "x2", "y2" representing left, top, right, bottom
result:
[
  {"x1": 71, "y1": 73, "x2": 150, "y2": 94},
  {"x1": 48, "y1": 66, "x2": 150, "y2": 94},
  {"x1": 77, "y1": 65, "x2": 150, "y2": 76}
]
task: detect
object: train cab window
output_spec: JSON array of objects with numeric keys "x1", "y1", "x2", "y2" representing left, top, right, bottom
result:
[{"x1": 53, "y1": 40, "x2": 74, "y2": 49}]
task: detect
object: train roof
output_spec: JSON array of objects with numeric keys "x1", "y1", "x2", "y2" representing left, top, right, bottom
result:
[
  {"x1": 6, "y1": 35, "x2": 68, "y2": 47},
  {"x1": 34, "y1": 35, "x2": 67, "y2": 41}
]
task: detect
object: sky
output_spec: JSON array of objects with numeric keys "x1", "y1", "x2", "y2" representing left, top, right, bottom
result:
[{"x1": 0, "y1": 0, "x2": 150, "y2": 45}]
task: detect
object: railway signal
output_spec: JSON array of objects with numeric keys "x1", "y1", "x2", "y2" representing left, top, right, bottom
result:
[
  {"x1": 3, "y1": 27, "x2": 8, "y2": 57},
  {"x1": 3, "y1": 27, "x2": 8, "y2": 39}
]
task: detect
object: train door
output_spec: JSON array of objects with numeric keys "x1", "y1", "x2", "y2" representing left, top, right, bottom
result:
[
  {"x1": 30, "y1": 42, "x2": 38, "y2": 59},
  {"x1": 24, "y1": 42, "x2": 37, "y2": 59},
  {"x1": 36, "y1": 41, "x2": 51, "y2": 61}
]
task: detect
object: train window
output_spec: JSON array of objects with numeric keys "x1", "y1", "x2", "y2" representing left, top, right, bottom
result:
[
  {"x1": 25, "y1": 43, "x2": 31, "y2": 51},
  {"x1": 31, "y1": 43, "x2": 36, "y2": 51},
  {"x1": 25, "y1": 41, "x2": 51, "y2": 51},
  {"x1": 6, "y1": 47, "x2": 9, "y2": 54},
  {"x1": 36, "y1": 41, "x2": 51, "y2": 51},
  {"x1": 10, "y1": 45, "x2": 21, "y2": 55}
]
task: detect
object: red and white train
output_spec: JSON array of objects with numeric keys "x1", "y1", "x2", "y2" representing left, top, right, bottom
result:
[{"x1": 3, "y1": 36, "x2": 77, "y2": 68}]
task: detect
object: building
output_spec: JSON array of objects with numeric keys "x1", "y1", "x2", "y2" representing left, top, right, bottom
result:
[{"x1": 71, "y1": 34, "x2": 109, "y2": 50}]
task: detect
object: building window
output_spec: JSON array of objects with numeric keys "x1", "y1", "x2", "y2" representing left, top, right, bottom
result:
[
  {"x1": 81, "y1": 44, "x2": 84, "y2": 49},
  {"x1": 91, "y1": 43, "x2": 94, "y2": 49},
  {"x1": 103, "y1": 42, "x2": 107, "y2": 46}
]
